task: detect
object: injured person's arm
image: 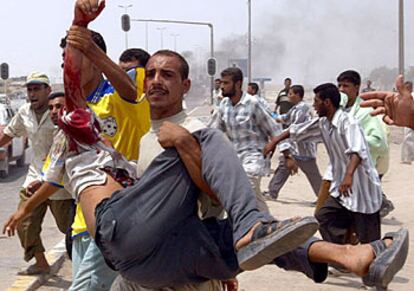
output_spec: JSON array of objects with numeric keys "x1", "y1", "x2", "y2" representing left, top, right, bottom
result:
[{"x1": 157, "y1": 121, "x2": 219, "y2": 204}]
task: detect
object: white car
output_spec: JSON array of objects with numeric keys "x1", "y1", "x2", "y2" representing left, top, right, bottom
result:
[{"x1": 0, "y1": 103, "x2": 28, "y2": 178}]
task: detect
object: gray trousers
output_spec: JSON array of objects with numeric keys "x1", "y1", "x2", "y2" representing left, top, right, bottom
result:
[
  {"x1": 95, "y1": 129, "x2": 273, "y2": 288},
  {"x1": 268, "y1": 156, "x2": 322, "y2": 199}
]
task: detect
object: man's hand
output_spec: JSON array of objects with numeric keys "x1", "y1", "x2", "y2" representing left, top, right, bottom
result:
[
  {"x1": 263, "y1": 141, "x2": 276, "y2": 157},
  {"x1": 26, "y1": 180, "x2": 42, "y2": 197},
  {"x1": 222, "y1": 278, "x2": 238, "y2": 291},
  {"x1": 66, "y1": 25, "x2": 97, "y2": 58},
  {"x1": 360, "y1": 75, "x2": 414, "y2": 130},
  {"x1": 74, "y1": 0, "x2": 106, "y2": 27},
  {"x1": 339, "y1": 174, "x2": 353, "y2": 197},
  {"x1": 3, "y1": 208, "x2": 28, "y2": 236},
  {"x1": 285, "y1": 155, "x2": 298, "y2": 175},
  {"x1": 158, "y1": 122, "x2": 192, "y2": 148}
]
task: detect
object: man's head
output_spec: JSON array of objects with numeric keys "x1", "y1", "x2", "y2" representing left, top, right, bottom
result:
[
  {"x1": 220, "y1": 67, "x2": 243, "y2": 99},
  {"x1": 214, "y1": 78, "x2": 221, "y2": 90},
  {"x1": 367, "y1": 80, "x2": 372, "y2": 87},
  {"x1": 25, "y1": 72, "x2": 52, "y2": 113},
  {"x1": 247, "y1": 82, "x2": 259, "y2": 95},
  {"x1": 288, "y1": 85, "x2": 304, "y2": 105},
  {"x1": 119, "y1": 48, "x2": 150, "y2": 71},
  {"x1": 60, "y1": 30, "x2": 106, "y2": 87},
  {"x1": 284, "y1": 78, "x2": 292, "y2": 89},
  {"x1": 337, "y1": 70, "x2": 361, "y2": 104},
  {"x1": 144, "y1": 50, "x2": 191, "y2": 119},
  {"x1": 313, "y1": 83, "x2": 340, "y2": 117},
  {"x1": 48, "y1": 92, "x2": 65, "y2": 125},
  {"x1": 404, "y1": 81, "x2": 413, "y2": 93}
]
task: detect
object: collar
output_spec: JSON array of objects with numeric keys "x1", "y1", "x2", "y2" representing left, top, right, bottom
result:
[
  {"x1": 330, "y1": 108, "x2": 343, "y2": 128},
  {"x1": 150, "y1": 111, "x2": 187, "y2": 133},
  {"x1": 86, "y1": 78, "x2": 108, "y2": 103}
]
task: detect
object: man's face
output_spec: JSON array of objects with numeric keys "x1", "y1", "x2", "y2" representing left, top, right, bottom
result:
[
  {"x1": 313, "y1": 93, "x2": 328, "y2": 117},
  {"x1": 288, "y1": 89, "x2": 301, "y2": 104},
  {"x1": 48, "y1": 96, "x2": 65, "y2": 125},
  {"x1": 214, "y1": 80, "x2": 221, "y2": 90},
  {"x1": 338, "y1": 80, "x2": 359, "y2": 101},
  {"x1": 247, "y1": 85, "x2": 255, "y2": 95},
  {"x1": 27, "y1": 84, "x2": 51, "y2": 111},
  {"x1": 284, "y1": 79, "x2": 291, "y2": 88},
  {"x1": 367, "y1": 80, "x2": 372, "y2": 87},
  {"x1": 119, "y1": 60, "x2": 139, "y2": 71},
  {"x1": 405, "y1": 83, "x2": 413, "y2": 93},
  {"x1": 220, "y1": 76, "x2": 238, "y2": 98},
  {"x1": 145, "y1": 54, "x2": 190, "y2": 114}
]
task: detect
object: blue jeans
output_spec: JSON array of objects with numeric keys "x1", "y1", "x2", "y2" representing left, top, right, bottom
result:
[{"x1": 70, "y1": 235, "x2": 118, "y2": 291}]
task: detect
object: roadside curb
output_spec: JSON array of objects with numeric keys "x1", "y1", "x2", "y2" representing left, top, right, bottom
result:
[{"x1": 6, "y1": 239, "x2": 67, "y2": 291}]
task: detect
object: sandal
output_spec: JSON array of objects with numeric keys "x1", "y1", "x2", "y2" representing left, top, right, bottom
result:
[
  {"x1": 362, "y1": 228, "x2": 409, "y2": 290},
  {"x1": 17, "y1": 264, "x2": 50, "y2": 276},
  {"x1": 237, "y1": 216, "x2": 318, "y2": 270}
]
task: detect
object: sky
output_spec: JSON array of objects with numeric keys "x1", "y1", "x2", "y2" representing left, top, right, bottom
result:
[{"x1": 0, "y1": 0, "x2": 413, "y2": 86}]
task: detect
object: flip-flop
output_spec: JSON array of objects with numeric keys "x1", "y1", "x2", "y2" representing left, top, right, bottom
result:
[
  {"x1": 17, "y1": 264, "x2": 50, "y2": 276},
  {"x1": 362, "y1": 228, "x2": 409, "y2": 290},
  {"x1": 237, "y1": 216, "x2": 318, "y2": 270}
]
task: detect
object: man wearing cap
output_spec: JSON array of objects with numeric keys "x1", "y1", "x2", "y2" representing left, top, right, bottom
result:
[{"x1": 0, "y1": 72, "x2": 73, "y2": 275}]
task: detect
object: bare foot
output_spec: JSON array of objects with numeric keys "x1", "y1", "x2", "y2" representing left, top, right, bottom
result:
[
  {"x1": 235, "y1": 222, "x2": 262, "y2": 251},
  {"x1": 343, "y1": 238, "x2": 393, "y2": 277}
]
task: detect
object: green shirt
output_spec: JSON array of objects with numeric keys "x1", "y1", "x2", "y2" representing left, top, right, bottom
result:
[{"x1": 347, "y1": 96, "x2": 388, "y2": 167}]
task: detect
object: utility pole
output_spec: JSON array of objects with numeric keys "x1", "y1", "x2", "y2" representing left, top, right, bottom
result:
[
  {"x1": 118, "y1": 4, "x2": 133, "y2": 49},
  {"x1": 247, "y1": 0, "x2": 252, "y2": 82},
  {"x1": 398, "y1": 0, "x2": 405, "y2": 76}
]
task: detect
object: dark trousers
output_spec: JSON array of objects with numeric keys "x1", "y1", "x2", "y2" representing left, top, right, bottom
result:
[
  {"x1": 95, "y1": 129, "x2": 273, "y2": 288},
  {"x1": 268, "y1": 156, "x2": 322, "y2": 199},
  {"x1": 315, "y1": 196, "x2": 381, "y2": 244},
  {"x1": 17, "y1": 189, "x2": 74, "y2": 261}
]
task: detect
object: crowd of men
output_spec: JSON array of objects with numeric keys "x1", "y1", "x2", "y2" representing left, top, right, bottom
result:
[{"x1": 1, "y1": 0, "x2": 414, "y2": 290}]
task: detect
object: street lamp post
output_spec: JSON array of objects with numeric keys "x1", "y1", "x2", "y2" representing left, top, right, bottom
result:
[
  {"x1": 118, "y1": 4, "x2": 133, "y2": 49},
  {"x1": 131, "y1": 18, "x2": 215, "y2": 103},
  {"x1": 398, "y1": 0, "x2": 405, "y2": 76},
  {"x1": 156, "y1": 27, "x2": 167, "y2": 49},
  {"x1": 171, "y1": 33, "x2": 180, "y2": 51}
]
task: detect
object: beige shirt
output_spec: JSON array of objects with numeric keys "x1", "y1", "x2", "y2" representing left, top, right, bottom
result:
[
  {"x1": 136, "y1": 110, "x2": 223, "y2": 291},
  {"x1": 4, "y1": 103, "x2": 71, "y2": 200}
]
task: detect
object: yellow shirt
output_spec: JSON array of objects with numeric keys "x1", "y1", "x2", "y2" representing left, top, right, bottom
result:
[{"x1": 87, "y1": 67, "x2": 150, "y2": 161}]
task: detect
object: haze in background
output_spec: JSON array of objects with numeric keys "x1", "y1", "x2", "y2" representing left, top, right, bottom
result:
[{"x1": 0, "y1": 0, "x2": 413, "y2": 89}]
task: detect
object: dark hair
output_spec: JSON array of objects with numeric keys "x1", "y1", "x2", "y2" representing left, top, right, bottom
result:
[
  {"x1": 151, "y1": 50, "x2": 189, "y2": 80},
  {"x1": 284, "y1": 77, "x2": 292, "y2": 82},
  {"x1": 404, "y1": 81, "x2": 413, "y2": 87},
  {"x1": 221, "y1": 67, "x2": 243, "y2": 84},
  {"x1": 248, "y1": 82, "x2": 259, "y2": 94},
  {"x1": 48, "y1": 91, "x2": 65, "y2": 100},
  {"x1": 215, "y1": 78, "x2": 221, "y2": 82},
  {"x1": 290, "y1": 85, "x2": 304, "y2": 98},
  {"x1": 119, "y1": 48, "x2": 150, "y2": 67},
  {"x1": 337, "y1": 70, "x2": 361, "y2": 86},
  {"x1": 60, "y1": 30, "x2": 107, "y2": 53},
  {"x1": 313, "y1": 83, "x2": 340, "y2": 109}
]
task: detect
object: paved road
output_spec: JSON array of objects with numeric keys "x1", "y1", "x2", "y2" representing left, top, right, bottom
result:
[{"x1": 0, "y1": 149, "x2": 65, "y2": 290}]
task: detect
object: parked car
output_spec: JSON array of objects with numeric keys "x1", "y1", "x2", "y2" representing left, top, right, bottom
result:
[{"x1": 0, "y1": 103, "x2": 28, "y2": 178}]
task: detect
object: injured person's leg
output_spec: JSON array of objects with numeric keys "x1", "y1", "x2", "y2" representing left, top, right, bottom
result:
[{"x1": 65, "y1": 128, "x2": 318, "y2": 288}]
